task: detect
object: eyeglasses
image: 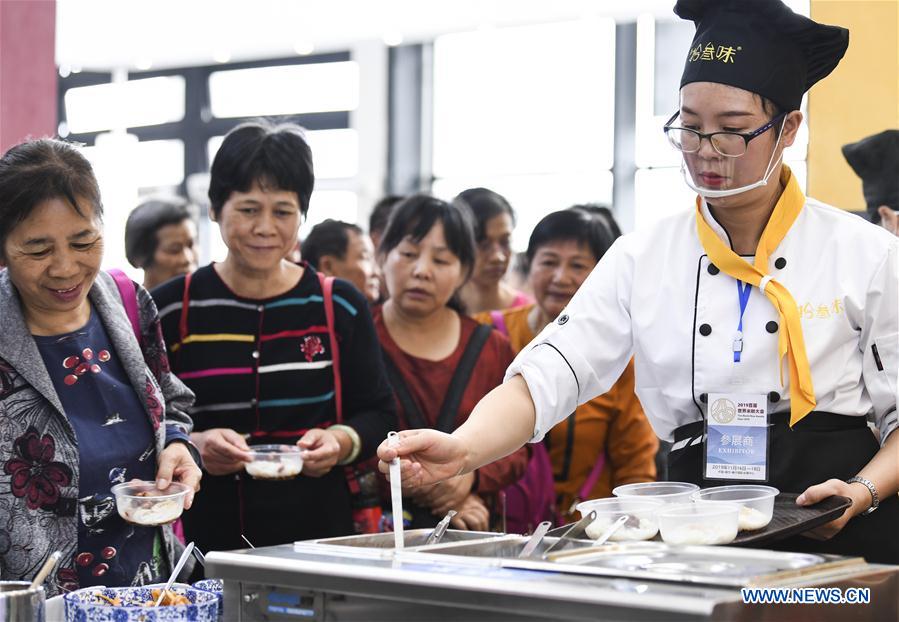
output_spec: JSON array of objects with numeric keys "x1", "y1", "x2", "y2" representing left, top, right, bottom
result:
[{"x1": 663, "y1": 111, "x2": 787, "y2": 158}]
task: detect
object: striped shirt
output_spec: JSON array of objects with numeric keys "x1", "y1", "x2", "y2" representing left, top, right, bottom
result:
[{"x1": 152, "y1": 264, "x2": 396, "y2": 550}]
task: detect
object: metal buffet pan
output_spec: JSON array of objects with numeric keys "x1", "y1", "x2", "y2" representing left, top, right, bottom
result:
[
  {"x1": 398, "y1": 534, "x2": 598, "y2": 567},
  {"x1": 293, "y1": 529, "x2": 509, "y2": 559},
  {"x1": 418, "y1": 538, "x2": 868, "y2": 588}
]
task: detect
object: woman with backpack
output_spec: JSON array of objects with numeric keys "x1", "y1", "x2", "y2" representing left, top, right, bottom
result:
[
  {"x1": 476, "y1": 207, "x2": 658, "y2": 524},
  {"x1": 151, "y1": 122, "x2": 397, "y2": 554},
  {"x1": 374, "y1": 195, "x2": 527, "y2": 531},
  {"x1": 0, "y1": 138, "x2": 201, "y2": 594}
]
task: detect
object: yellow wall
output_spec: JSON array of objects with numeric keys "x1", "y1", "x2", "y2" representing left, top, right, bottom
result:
[{"x1": 808, "y1": 0, "x2": 899, "y2": 211}]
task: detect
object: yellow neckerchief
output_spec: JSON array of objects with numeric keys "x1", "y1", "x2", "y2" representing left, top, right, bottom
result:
[{"x1": 695, "y1": 165, "x2": 816, "y2": 426}]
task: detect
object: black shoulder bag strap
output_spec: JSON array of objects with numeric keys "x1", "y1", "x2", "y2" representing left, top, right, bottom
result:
[
  {"x1": 436, "y1": 324, "x2": 492, "y2": 433},
  {"x1": 382, "y1": 324, "x2": 494, "y2": 434},
  {"x1": 382, "y1": 354, "x2": 428, "y2": 429}
]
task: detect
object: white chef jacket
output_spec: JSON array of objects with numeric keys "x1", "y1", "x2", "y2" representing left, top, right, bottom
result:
[{"x1": 507, "y1": 196, "x2": 898, "y2": 446}]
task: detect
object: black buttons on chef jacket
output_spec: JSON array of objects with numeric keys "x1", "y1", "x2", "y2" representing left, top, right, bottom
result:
[
  {"x1": 774, "y1": 257, "x2": 787, "y2": 270},
  {"x1": 766, "y1": 321, "x2": 779, "y2": 333},
  {"x1": 768, "y1": 391, "x2": 780, "y2": 403},
  {"x1": 558, "y1": 314, "x2": 569, "y2": 325},
  {"x1": 707, "y1": 264, "x2": 720, "y2": 275},
  {"x1": 699, "y1": 323, "x2": 712, "y2": 336},
  {"x1": 700, "y1": 393, "x2": 708, "y2": 403}
]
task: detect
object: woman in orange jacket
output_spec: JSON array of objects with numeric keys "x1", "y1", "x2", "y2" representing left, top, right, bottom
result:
[{"x1": 476, "y1": 207, "x2": 658, "y2": 519}]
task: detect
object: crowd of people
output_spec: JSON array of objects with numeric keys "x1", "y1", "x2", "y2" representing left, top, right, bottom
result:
[
  {"x1": 0, "y1": 122, "x2": 666, "y2": 593},
  {"x1": 0, "y1": 0, "x2": 896, "y2": 598}
]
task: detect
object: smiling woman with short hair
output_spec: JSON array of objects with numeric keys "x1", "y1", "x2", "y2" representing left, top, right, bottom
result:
[
  {"x1": 151, "y1": 121, "x2": 396, "y2": 555},
  {"x1": 0, "y1": 138, "x2": 200, "y2": 595}
]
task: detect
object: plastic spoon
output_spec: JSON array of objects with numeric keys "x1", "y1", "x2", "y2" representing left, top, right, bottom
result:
[
  {"x1": 387, "y1": 432, "x2": 404, "y2": 550},
  {"x1": 592, "y1": 515, "x2": 629, "y2": 546},
  {"x1": 154, "y1": 542, "x2": 194, "y2": 607},
  {"x1": 30, "y1": 551, "x2": 61, "y2": 590}
]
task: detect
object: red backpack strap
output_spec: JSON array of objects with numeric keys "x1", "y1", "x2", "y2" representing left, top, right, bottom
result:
[
  {"x1": 317, "y1": 273, "x2": 359, "y2": 497},
  {"x1": 107, "y1": 269, "x2": 142, "y2": 344},
  {"x1": 178, "y1": 271, "x2": 193, "y2": 344},
  {"x1": 489, "y1": 310, "x2": 508, "y2": 337},
  {"x1": 317, "y1": 272, "x2": 343, "y2": 423}
]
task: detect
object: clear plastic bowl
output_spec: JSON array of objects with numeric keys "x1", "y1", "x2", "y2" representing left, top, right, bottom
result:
[
  {"x1": 612, "y1": 482, "x2": 700, "y2": 504},
  {"x1": 244, "y1": 444, "x2": 303, "y2": 480},
  {"x1": 575, "y1": 498, "x2": 665, "y2": 542},
  {"x1": 691, "y1": 485, "x2": 779, "y2": 531},
  {"x1": 111, "y1": 480, "x2": 190, "y2": 526},
  {"x1": 657, "y1": 502, "x2": 740, "y2": 545},
  {"x1": 63, "y1": 584, "x2": 218, "y2": 621}
]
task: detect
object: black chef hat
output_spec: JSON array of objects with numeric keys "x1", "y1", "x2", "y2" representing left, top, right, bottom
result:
[
  {"x1": 675, "y1": 0, "x2": 849, "y2": 112},
  {"x1": 842, "y1": 130, "x2": 899, "y2": 223}
]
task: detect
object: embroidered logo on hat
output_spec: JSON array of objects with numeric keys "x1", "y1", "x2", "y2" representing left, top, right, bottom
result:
[{"x1": 689, "y1": 42, "x2": 741, "y2": 64}]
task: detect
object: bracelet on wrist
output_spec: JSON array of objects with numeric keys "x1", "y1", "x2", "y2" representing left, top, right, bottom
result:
[
  {"x1": 329, "y1": 424, "x2": 362, "y2": 465},
  {"x1": 845, "y1": 476, "x2": 879, "y2": 516}
]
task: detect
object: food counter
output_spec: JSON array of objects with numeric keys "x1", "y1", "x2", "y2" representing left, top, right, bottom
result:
[{"x1": 205, "y1": 531, "x2": 898, "y2": 621}]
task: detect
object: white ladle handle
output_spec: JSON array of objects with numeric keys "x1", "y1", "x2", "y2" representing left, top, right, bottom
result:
[{"x1": 387, "y1": 432, "x2": 404, "y2": 550}]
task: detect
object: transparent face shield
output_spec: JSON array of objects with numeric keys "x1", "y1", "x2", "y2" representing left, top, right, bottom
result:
[{"x1": 663, "y1": 111, "x2": 788, "y2": 199}]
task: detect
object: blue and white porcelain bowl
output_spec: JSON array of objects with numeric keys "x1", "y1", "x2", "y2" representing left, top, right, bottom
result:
[
  {"x1": 64, "y1": 584, "x2": 219, "y2": 622},
  {"x1": 190, "y1": 580, "x2": 223, "y2": 622}
]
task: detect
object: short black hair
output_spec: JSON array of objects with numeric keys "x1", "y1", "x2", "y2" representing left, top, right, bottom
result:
[
  {"x1": 0, "y1": 138, "x2": 102, "y2": 259},
  {"x1": 302, "y1": 219, "x2": 363, "y2": 269},
  {"x1": 368, "y1": 195, "x2": 404, "y2": 238},
  {"x1": 454, "y1": 187, "x2": 515, "y2": 242},
  {"x1": 125, "y1": 197, "x2": 193, "y2": 268},
  {"x1": 569, "y1": 203, "x2": 623, "y2": 240},
  {"x1": 378, "y1": 194, "x2": 476, "y2": 313},
  {"x1": 208, "y1": 120, "x2": 314, "y2": 218},
  {"x1": 525, "y1": 207, "x2": 620, "y2": 271}
]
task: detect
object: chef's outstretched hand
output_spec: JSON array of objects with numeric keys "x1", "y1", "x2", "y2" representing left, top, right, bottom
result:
[
  {"x1": 377, "y1": 429, "x2": 467, "y2": 489},
  {"x1": 796, "y1": 478, "x2": 872, "y2": 540}
]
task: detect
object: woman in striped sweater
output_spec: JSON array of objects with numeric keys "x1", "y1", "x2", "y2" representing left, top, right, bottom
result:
[{"x1": 152, "y1": 122, "x2": 396, "y2": 554}]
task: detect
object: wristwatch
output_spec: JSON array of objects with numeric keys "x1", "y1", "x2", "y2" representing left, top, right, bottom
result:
[{"x1": 845, "y1": 476, "x2": 879, "y2": 515}]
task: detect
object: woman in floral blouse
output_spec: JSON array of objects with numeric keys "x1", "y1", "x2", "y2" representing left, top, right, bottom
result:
[{"x1": 0, "y1": 138, "x2": 201, "y2": 596}]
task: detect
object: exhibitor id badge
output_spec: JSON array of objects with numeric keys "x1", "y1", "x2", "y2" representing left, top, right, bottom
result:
[{"x1": 704, "y1": 393, "x2": 769, "y2": 481}]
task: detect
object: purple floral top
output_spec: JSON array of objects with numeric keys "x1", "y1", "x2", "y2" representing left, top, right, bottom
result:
[
  {"x1": 0, "y1": 271, "x2": 196, "y2": 596},
  {"x1": 35, "y1": 308, "x2": 164, "y2": 588}
]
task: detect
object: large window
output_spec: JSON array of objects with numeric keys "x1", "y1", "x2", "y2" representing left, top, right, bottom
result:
[
  {"x1": 64, "y1": 76, "x2": 185, "y2": 134},
  {"x1": 209, "y1": 62, "x2": 359, "y2": 118},
  {"x1": 431, "y1": 19, "x2": 616, "y2": 250},
  {"x1": 58, "y1": 53, "x2": 359, "y2": 273}
]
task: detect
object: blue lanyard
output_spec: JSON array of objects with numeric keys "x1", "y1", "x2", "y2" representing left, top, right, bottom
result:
[{"x1": 734, "y1": 281, "x2": 751, "y2": 363}]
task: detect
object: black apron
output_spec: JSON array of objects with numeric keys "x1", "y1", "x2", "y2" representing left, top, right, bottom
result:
[{"x1": 668, "y1": 411, "x2": 899, "y2": 564}]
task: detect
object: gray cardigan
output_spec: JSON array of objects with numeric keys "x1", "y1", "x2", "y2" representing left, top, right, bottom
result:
[{"x1": 0, "y1": 270, "x2": 196, "y2": 596}]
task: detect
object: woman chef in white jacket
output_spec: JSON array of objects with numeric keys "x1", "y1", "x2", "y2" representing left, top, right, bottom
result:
[{"x1": 379, "y1": 0, "x2": 898, "y2": 564}]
